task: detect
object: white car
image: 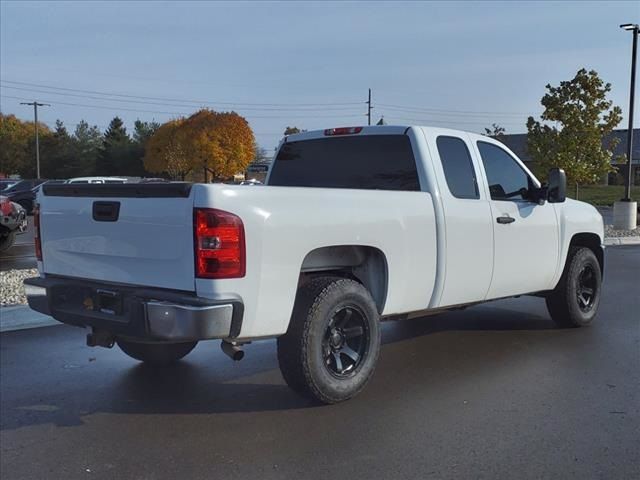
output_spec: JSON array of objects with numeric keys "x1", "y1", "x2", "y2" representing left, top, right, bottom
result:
[
  {"x1": 66, "y1": 176, "x2": 128, "y2": 184},
  {"x1": 25, "y1": 125, "x2": 604, "y2": 403}
]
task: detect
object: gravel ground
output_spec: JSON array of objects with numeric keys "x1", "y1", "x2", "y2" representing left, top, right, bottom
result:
[
  {"x1": 605, "y1": 224, "x2": 640, "y2": 238},
  {"x1": 0, "y1": 268, "x2": 37, "y2": 306}
]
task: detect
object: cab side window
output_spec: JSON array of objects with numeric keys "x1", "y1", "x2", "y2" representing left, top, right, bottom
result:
[
  {"x1": 477, "y1": 141, "x2": 532, "y2": 201},
  {"x1": 436, "y1": 136, "x2": 479, "y2": 199}
]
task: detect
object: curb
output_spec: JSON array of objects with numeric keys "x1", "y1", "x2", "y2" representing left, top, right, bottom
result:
[
  {"x1": 0, "y1": 305, "x2": 59, "y2": 333},
  {"x1": 604, "y1": 237, "x2": 640, "y2": 246}
]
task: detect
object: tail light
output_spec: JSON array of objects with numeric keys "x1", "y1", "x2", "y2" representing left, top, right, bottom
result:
[
  {"x1": 194, "y1": 208, "x2": 245, "y2": 279},
  {"x1": 324, "y1": 126, "x2": 363, "y2": 136},
  {"x1": 34, "y1": 205, "x2": 42, "y2": 261},
  {"x1": 0, "y1": 197, "x2": 12, "y2": 216}
]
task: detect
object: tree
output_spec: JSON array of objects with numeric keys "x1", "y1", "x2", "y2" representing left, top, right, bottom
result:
[
  {"x1": 483, "y1": 123, "x2": 506, "y2": 141},
  {"x1": 40, "y1": 120, "x2": 75, "y2": 178},
  {"x1": 526, "y1": 69, "x2": 623, "y2": 194},
  {"x1": 284, "y1": 126, "x2": 302, "y2": 136},
  {"x1": 253, "y1": 145, "x2": 270, "y2": 164},
  {"x1": 0, "y1": 113, "x2": 50, "y2": 177},
  {"x1": 72, "y1": 120, "x2": 102, "y2": 176},
  {"x1": 133, "y1": 120, "x2": 160, "y2": 145},
  {"x1": 181, "y1": 109, "x2": 256, "y2": 181},
  {"x1": 96, "y1": 117, "x2": 130, "y2": 176},
  {"x1": 144, "y1": 119, "x2": 190, "y2": 180}
]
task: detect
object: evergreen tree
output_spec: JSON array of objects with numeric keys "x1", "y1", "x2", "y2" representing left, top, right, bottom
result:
[
  {"x1": 96, "y1": 117, "x2": 131, "y2": 175},
  {"x1": 72, "y1": 120, "x2": 102, "y2": 176},
  {"x1": 40, "y1": 120, "x2": 74, "y2": 178}
]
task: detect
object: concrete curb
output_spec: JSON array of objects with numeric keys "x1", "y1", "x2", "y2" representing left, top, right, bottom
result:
[
  {"x1": 0, "y1": 305, "x2": 59, "y2": 333},
  {"x1": 604, "y1": 237, "x2": 640, "y2": 246}
]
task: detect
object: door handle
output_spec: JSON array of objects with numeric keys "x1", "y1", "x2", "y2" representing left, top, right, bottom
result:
[{"x1": 496, "y1": 215, "x2": 515, "y2": 224}]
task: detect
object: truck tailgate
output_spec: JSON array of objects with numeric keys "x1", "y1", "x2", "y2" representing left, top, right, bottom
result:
[{"x1": 39, "y1": 183, "x2": 195, "y2": 292}]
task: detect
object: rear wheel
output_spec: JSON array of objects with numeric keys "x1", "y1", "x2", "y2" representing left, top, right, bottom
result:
[
  {"x1": 117, "y1": 339, "x2": 197, "y2": 366},
  {"x1": 546, "y1": 247, "x2": 602, "y2": 327},
  {"x1": 277, "y1": 277, "x2": 381, "y2": 404}
]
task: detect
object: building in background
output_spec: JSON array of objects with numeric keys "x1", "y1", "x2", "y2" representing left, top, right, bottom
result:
[{"x1": 500, "y1": 129, "x2": 640, "y2": 185}]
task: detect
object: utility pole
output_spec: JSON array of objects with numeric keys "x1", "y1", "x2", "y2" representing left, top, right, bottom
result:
[
  {"x1": 20, "y1": 101, "x2": 50, "y2": 179},
  {"x1": 367, "y1": 88, "x2": 372, "y2": 126}
]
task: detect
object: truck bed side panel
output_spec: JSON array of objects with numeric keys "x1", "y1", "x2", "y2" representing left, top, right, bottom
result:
[{"x1": 193, "y1": 184, "x2": 437, "y2": 339}]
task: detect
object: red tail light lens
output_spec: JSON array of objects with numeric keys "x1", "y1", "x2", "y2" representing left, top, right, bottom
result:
[
  {"x1": 0, "y1": 197, "x2": 12, "y2": 216},
  {"x1": 34, "y1": 205, "x2": 42, "y2": 261},
  {"x1": 324, "y1": 126, "x2": 363, "y2": 136},
  {"x1": 194, "y1": 208, "x2": 245, "y2": 279}
]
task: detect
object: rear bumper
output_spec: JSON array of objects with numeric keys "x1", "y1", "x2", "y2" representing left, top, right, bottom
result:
[{"x1": 24, "y1": 276, "x2": 243, "y2": 342}]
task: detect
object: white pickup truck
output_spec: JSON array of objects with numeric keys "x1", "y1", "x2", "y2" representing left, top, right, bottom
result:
[{"x1": 26, "y1": 125, "x2": 604, "y2": 403}]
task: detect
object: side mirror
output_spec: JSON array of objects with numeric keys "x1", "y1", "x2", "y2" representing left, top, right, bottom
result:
[{"x1": 547, "y1": 168, "x2": 566, "y2": 203}]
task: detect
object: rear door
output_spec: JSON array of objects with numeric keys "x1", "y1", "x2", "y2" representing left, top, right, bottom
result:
[
  {"x1": 39, "y1": 183, "x2": 196, "y2": 292},
  {"x1": 422, "y1": 129, "x2": 494, "y2": 307},
  {"x1": 473, "y1": 140, "x2": 559, "y2": 298}
]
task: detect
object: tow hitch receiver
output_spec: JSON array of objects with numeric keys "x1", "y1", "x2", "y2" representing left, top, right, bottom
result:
[{"x1": 86, "y1": 329, "x2": 115, "y2": 348}]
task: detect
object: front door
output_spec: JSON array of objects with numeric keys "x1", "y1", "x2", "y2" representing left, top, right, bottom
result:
[{"x1": 474, "y1": 140, "x2": 559, "y2": 299}]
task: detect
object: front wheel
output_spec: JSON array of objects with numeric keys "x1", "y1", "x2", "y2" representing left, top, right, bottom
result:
[
  {"x1": 117, "y1": 339, "x2": 197, "y2": 366},
  {"x1": 277, "y1": 277, "x2": 381, "y2": 404},
  {"x1": 546, "y1": 247, "x2": 602, "y2": 327}
]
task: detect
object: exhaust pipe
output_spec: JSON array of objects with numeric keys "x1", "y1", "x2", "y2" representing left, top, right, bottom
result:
[{"x1": 221, "y1": 341, "x2": 244, "y2": 361}]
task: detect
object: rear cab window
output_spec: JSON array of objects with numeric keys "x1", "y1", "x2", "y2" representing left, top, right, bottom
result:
[
  {"x1": 436, "y1": 136, "x2": 479, "y2": 199},
  {"x1": 269, "y1": 134, "x2": 420, "y2": 191}
]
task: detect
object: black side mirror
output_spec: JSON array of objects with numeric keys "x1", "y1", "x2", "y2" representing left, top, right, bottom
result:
[{"x1": 547, "y1": 168, "x2": 566, "y2": 203}]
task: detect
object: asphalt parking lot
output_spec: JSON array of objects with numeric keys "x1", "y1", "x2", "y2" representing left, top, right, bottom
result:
[{"x1": 1, "y1": 246, "x2": 639, "y2": 480}]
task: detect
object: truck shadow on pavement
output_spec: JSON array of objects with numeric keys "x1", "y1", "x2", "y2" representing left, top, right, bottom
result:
[{"x1": 2, "y1": 298, "x2": 578, "y2": 431}]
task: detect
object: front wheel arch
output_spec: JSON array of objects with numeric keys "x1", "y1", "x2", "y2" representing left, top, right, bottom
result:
[{"x1": 568, "y1": 232, "x2": 604, "y2": 276}]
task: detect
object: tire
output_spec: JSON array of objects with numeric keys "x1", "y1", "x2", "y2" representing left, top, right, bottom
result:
[
  {"x1": 0, "y1": 231, "x2": 16, "y2": 253},
  {"x1": 17, "y1": 200, "x2": 32, "y2": 214},
  {"x1": 277, "y1": 277, "x2": 381, "y2": 404},
  {"x1": 117, "y1": 339, "x2": 197, "y2": 366},
  {"x1": 546, "y1": 247, "x2": 602, "y2": 328}
]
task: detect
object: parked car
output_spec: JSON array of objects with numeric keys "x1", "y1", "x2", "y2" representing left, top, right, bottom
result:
[
  {"x1": 0, "y1": 179, "x2": 19, "y2": 192},
  {"x1": 66, "y1": 177, "x2": 128, "y2": 184},
  {"x1": 5, "y1": 180, "x2": 65, "y2": 214},
  {"x1": 239, "y1": 179, "x2": 263, "y2": 186},
  {"x1": 25, "y1": 125, "x2": 604, "y2": 403},
  {"x1": 0, "y1": 196, "x2": 27, "y2": 252}
]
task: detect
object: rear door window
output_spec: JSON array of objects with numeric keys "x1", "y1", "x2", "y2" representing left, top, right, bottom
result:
[
  {"x1": 436, "y1": 136, "x2": 479, "y2": 199},
  {"x1": 269, "y1": 135, "x2": 420, "y2": 191}
]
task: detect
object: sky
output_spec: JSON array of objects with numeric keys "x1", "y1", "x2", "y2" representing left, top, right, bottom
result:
[{"x1": 1, "y1": 1, "x2": 639, "y2": 152}]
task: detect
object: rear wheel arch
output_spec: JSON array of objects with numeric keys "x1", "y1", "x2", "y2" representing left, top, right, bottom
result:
[{"x1": 299, "y1": 245, "x2": 389, "y2": 314}]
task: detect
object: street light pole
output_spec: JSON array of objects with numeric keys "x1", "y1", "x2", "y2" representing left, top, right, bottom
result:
[
  {"x1": 614, "y1": 24, "x2": 639, "y2": 230},
  {"x1": 19, "y1": 101, "x2": 50, "y2": 179},
  {"x1": 621, "y1": 24, "x2": 638, "y2": 200}
]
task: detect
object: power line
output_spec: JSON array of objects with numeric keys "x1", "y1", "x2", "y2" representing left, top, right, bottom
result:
[
  {"x1": 377, "y1": 102, "x2": 533, "y2": 117},
  {"x1": 1, "y1": 79, "x2": 364, "y2": 108},
  {"x1": 388, "y1": 115, "x2": 526, "y2": 127},
  {"x1": 0, "y1": 84, "x2": 363, "y2": 112},
  {"x1": 1, "y1": 94, "x2": 366, "y2": 119}
]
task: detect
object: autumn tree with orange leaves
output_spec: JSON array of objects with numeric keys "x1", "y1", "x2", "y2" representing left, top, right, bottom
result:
[
  {"x1": 144, "y1": 119, "x2": 191, "y2": 180},
  {"x1": 144, "y1": 109, "x2": 255, "y2": 181}
]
